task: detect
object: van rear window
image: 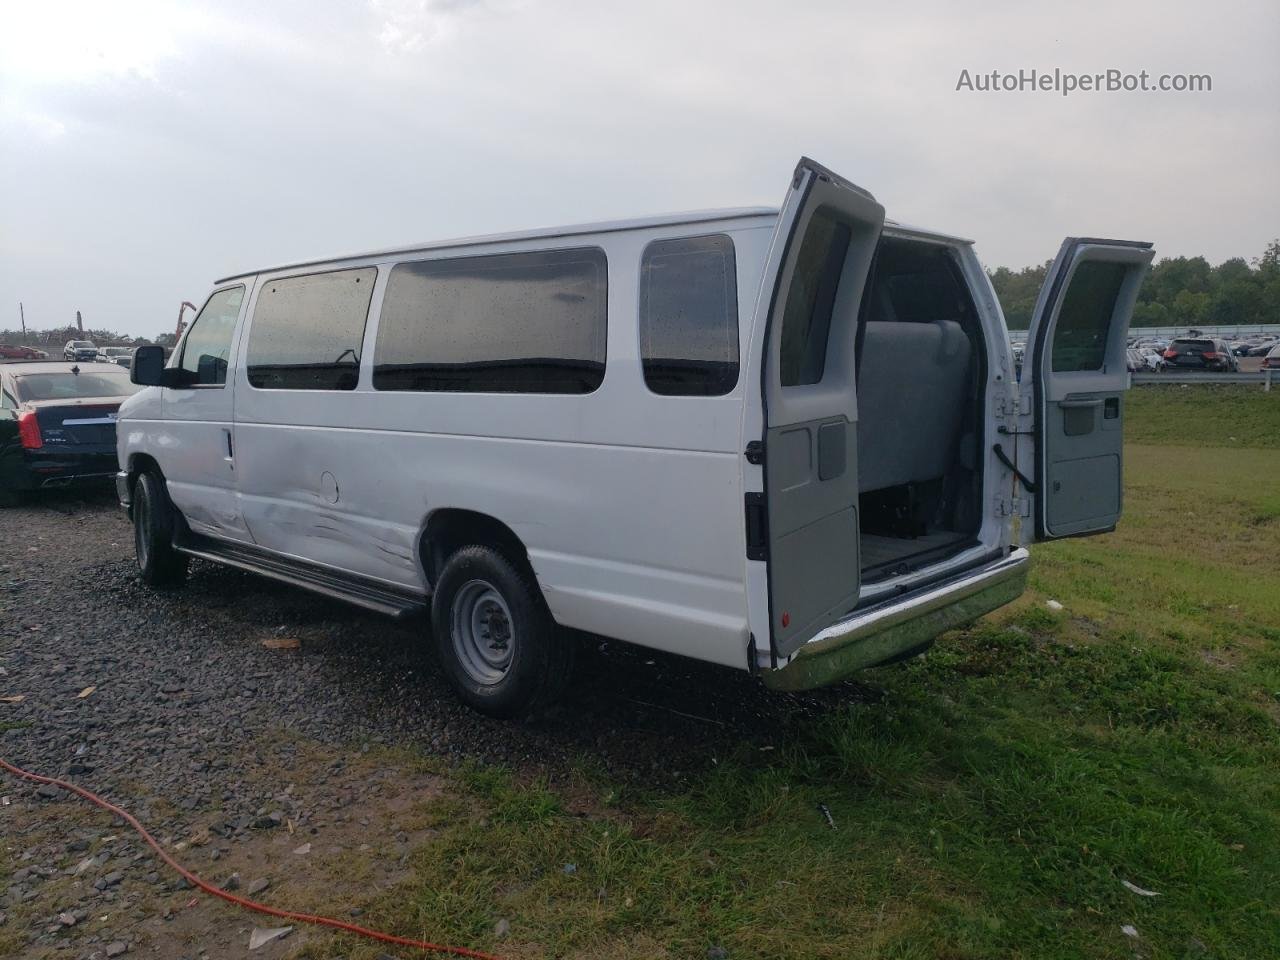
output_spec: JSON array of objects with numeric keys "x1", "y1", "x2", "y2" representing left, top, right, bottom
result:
[
  {"x1": 779, "y1": 209, "x2": 851, "y2": 386},
  {"x1": 1050, "y1": 260, "x2": 1128, "y2": 372},
  {"x1": 639, "y1": 234, "x2": 739, "y2": 396},
  {"x1": 373, "y1": 248, "x2": 607, "y2": 394},
  {"x1": 246, "y1": 268, "x2": 376, "y2": 391}
]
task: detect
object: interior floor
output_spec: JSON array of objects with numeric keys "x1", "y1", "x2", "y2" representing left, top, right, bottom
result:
[{"x1": 859, "y1": 531, "x2": 973, "y2": 575}]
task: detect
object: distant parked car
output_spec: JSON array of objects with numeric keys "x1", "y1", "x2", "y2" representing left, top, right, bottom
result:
[
  {"x1": 0, "y1": 361, "x2": 140, "y2": 506},
  {"x1": 1126, "y1": 349, "x2": 1146, "y2": 373},
  {"x1": 97, "y1": 347, "x2": 134, "y2": 369},
  {"x1": 63, "y1": 340, "x2": 98, "y2": 362},
  {"x1": 0, "y1": 344, "x2": 43, "y2": 360},
  {"x1": 1262, "y1": 344, "x2": 1280, "y2": 371},
  {"x1": 1162, "y1": 337, "x2": 1238, "y2": 371},
  {"x1": 1248, "y1": 339, "x2": 1279, "y2": 357}
]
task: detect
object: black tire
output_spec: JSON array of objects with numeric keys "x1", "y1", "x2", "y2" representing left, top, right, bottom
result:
[
  {"x1": 431, "y1": 544, "x2": 573, "y2": 718},
  {"x1": 133, "y1": 471, "x2": 189, "y2": 587},
  {"x1": 0, "y1": 487, "x2": 25, "y2": 508}
]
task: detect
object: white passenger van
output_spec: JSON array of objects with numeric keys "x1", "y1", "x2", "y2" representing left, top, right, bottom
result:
[{"x1": 117, "y1": 158, "x2": 1153, "y2": 716}]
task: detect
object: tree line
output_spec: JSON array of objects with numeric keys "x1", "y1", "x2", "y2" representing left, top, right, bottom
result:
[
  {"x1": 0, "y1": 325, "x2": 177, "y2": 348},
  {"x1": 989, "y1": 239, "x2": 1280, "y2": 330}
]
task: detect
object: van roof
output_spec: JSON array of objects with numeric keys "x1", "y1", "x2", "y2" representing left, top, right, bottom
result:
[{"x1": 215, "y1": 208, "x2": 972, "y2": 284}]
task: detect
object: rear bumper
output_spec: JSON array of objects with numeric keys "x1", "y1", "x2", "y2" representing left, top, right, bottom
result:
[
  {"x1": 9, "y1": 451, "x2": 118, "y2": 491},
  {"x1": 762, "y1": 547, "x2": 1030, "y2": 691}
]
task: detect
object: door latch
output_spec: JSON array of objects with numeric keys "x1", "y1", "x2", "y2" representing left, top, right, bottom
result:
[
  {"x1": 744, "y1": 440, "x2": 765, "y2": 465},
  {"x1": 745, "y1": 493, "x2": 768, "y2": 560}
]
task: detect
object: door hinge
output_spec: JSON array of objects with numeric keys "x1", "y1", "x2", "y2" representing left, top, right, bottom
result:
[
  {"x1": 996, "y1": 495, "x2": 1032, "y2": 518},
  {"x1": 998, "y1": 394, "x2": 1032, "y2": 418},
  {"x1": 745, "y1": 493, "x2": 769, "y2": 560},
  {"x1": 744, "y1": 440, "x2": 765, "y2": 465}
]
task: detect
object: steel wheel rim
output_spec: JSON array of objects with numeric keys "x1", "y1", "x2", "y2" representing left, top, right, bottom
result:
[{"x1": 450, "y1": 579, "x2": 515, "y2": 685}]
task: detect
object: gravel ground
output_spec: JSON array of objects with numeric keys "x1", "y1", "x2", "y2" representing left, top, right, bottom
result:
[{"x1": 1, "y1": 487, "x2": 872, "y2": 956}]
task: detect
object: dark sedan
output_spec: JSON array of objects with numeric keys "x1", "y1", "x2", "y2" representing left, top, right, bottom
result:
[
  {"x1": 0, "y1": 362, "x2": 139, "y2": 506},
  {"x1": 1161, "y1": 337, "x2": 1237, "y2": 371}
]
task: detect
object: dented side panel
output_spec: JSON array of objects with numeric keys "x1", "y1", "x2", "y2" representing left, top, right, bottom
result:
[{"x1": 225, "y1": 219, "x2": 775, "y2": 669}]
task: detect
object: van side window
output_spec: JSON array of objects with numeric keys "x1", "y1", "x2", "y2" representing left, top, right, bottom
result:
[
  {"x1": 246, "y1": 268, "x2": 376, "y2": 390},
  {"x1": 179, "y1": 286, "x2": 244, "y2": 386},
  {"x1": 1050, "y1": 260, "x2": 1127, "y2": 373},
  {"x1": 639, "y1": 234, "x2": 739, "y2": 396},
  {"x1": 373, "y1": 248, "x2": 607, "y2": 394},
  {"x1": 779, "y1": 209, "x2": 852, "y2": 386}
]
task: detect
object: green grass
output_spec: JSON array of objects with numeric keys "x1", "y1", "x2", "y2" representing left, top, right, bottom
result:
[
  {"x1": 1125, "y1": 383, "x2": 1280, "y2": 448},
  {"x1": 320, "y1": 387, "x2": 1279, "y2": 960}
]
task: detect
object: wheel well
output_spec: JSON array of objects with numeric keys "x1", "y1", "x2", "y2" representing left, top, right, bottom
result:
[
  {"x1": 421, "y1": 509, "x2": 532, "y2": 588},
  {"x1": 126, "y1": 453, "x2": 163, "y2": 491}
]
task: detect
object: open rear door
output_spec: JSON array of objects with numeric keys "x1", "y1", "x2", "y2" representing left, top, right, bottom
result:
[
  {"x1": 1019, "y1": 238, "x2": 1154, "y2": 543},
  {"x1": 758, "y1": 158, "x2": 884, "y2": 659}
]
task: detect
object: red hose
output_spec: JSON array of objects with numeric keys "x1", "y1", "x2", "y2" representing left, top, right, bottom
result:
[{"x1": 1, "y1": 756, "x2": 503, "y2": 960}]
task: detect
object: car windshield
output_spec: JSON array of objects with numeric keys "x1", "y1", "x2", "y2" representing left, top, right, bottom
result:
[
  {"x1": 103, "y1": 347, "x2": 130, "y2": 356},
  {"x1": 14, "y1": 371, "x2": 140, "y2": 402},
  {"x1": 1172, "y1": 339, "x2": 1213, "y2": 351},
  {"x1": 71, "y1": 341, "x2": 94, "y2": 348}
]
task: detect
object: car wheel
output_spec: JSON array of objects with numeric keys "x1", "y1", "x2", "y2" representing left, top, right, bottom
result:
[
  {"x1": 431, "y1": 544, "x2": 573, "y2": 718},
  {"x1": 0, "y1": 486, "x2": 25, "y2": 508},
  {"x1": 133, "y1": 471, "x2": 188, "y2": 587}
]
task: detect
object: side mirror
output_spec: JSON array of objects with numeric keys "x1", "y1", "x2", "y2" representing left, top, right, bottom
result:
[{"x1": 130, "y1": 345, "x2": 168, "y2": 386}]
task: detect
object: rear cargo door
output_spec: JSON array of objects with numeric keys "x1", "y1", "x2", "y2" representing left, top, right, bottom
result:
[
  {"x1": 1019, "y1": 238, "x2": 1154, "y2": 542},
  {"x1": 758, "y1": 158, "x2": 884, "y2": 659}
]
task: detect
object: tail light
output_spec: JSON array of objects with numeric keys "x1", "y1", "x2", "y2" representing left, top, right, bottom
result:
[
  {"x1": 1201, "y1": 351, "x2": 1219, "y2": 360},
  {"x1": 1162, "y1": 348, "x2": 1177, "y2": 359},
  {"x1": 17, "y1": 411, "x2": 42, "y2": 449}
]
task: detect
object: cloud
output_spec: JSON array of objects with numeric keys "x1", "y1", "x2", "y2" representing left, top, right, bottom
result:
[{"x1": 0, "y1": 0, "x2": 1276, "y2": 336}]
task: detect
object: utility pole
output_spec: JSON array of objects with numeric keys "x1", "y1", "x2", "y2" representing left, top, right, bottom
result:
[
  {"x1": 19, "y1": 302, "x2": 25, "y2": 337},
  {"x1": 76, "y1": 310, "x2": 83, "y2": 333}
]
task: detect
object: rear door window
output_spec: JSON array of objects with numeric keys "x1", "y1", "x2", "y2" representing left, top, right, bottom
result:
[
  {"x1": 639, "y1": 234, "x2": 739, "y2": 396},
  {"x1": 1050, "y1": 261, "x2": 1128, "y2": 372},
  {"x1": 778, "y1": 209, "x2": 852, "y2": 386}
]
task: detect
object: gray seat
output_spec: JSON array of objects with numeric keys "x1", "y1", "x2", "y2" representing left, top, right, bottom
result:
[{"x1": 856, "y1": 320, "x2": 971, "y2": 493}]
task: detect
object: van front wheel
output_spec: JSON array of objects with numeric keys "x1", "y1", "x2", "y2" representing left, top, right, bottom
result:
[
  {"x1": 431, "y1": 545, "x2": 572, "y2": 718},
  {"x1": 133, "y1": 471, "x2": 189, "y2": 587}
]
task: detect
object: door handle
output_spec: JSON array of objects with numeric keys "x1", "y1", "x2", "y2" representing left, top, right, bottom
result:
[
  {"x1": 222, "y1": 428, "x2": 234, "y2": 465},
  {"x1": 1059, "y1": 398, "x2": 1103, "y2": 409}
]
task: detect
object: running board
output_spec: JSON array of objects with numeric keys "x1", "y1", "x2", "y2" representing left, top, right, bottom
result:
[{"x1": 176, "y1": 534, "x2": 428, "y2": 620}]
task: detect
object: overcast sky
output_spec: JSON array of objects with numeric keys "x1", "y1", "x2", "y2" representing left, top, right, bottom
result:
[{"x1": 2, "y1": 0, "x2": 1277, "y2": 338}]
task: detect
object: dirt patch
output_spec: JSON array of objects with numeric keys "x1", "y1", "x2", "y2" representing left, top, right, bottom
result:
[{"x1": 3, "y1": 749, "x2": 448, "y2": 959}]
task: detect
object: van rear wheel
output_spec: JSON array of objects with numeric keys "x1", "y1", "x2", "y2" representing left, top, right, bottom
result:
[
  {"x1": 431, "y1": 544, "x2": 572, "y2": 718},
  {"x1": 133, "y1": 471, "x2": 188, "y2": 587}
]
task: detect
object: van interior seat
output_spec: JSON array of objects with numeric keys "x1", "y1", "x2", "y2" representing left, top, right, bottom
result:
[{"x1": 856, "y1": 319, "x2": 972, "y2": 493}]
